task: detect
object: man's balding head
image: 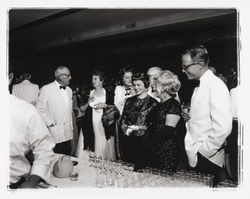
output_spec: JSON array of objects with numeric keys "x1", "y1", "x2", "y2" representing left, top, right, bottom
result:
[
  {"x1": 54, "y1": 66, "x2": 71, "y2": 86},
  {"x1": 147, "y1": 67, "x2": 162, "y2": 88}
]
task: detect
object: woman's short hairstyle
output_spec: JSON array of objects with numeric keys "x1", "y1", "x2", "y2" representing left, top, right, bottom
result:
[
  {"x1": 132, "y1": 72, "x2": 149, "y2": 88},
  {"x1": 181, "y1": 44, "x2": 210, "y2": 66},
  {"x1": 117, "y1": 65, "x2": 133, "y2": 85},
  {"x1": 156, "y1": 70, "x2": 181, "y2": 97},
  {"x1": 92, "y1": 70, "x2": 105, "y2": 83}
]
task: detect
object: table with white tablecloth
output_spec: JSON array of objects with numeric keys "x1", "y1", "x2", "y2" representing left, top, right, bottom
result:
[
  {"x1": 47, "y1": 133, "x2": 237, "y2": 188},
  {"x1": 48, "y1": 151, "x2": 213, "y2": 188}
]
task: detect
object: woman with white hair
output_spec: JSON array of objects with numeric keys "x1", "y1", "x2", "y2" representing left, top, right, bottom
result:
[{"x1": 143, "y1": 70, "x2": 182, "y2": 172}]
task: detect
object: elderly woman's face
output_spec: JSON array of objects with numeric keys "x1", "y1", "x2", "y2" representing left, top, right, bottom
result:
[
  {"x1": 123, "y1": 72, "x2": 132, "y2": 87},
  {"x1": 133, "y1": 80, "x2": 146, "y2": 96},
  {"x1": 92, "y1": 75, "x2": 103, "y2": 88}
]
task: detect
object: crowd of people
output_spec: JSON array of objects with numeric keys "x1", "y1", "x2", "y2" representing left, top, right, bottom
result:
[{"x1": 9, "y1": 44, "x2": 239, "y2": 188}]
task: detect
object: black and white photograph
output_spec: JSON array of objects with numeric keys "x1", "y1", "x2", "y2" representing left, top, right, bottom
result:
[{"x1": 1, "y1": 0, "x2": 250, "y2": 198}]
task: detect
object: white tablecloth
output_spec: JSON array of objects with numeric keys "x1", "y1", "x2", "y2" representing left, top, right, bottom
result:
[{"x1": 47, "y1": 133, "x2": 215, "y2": 188}]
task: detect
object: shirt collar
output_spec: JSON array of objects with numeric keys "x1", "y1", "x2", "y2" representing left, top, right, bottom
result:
[
  {"x1": 21, "y1": 80, "x2": 30, "y2": 83},
  {"x1": 55, "y1": 80, "x2": 66, "y2": 89},
  {"x1": 199, "y1": 69, "x2": 212, "y2": 83}
]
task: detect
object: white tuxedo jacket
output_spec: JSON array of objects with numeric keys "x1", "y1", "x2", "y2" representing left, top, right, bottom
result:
[
  {"x1": 36, "y1": 81, "x2": 73, "y2": 144},
  {"x1": 12, "y1": 80, "x2": 39, "y2": 105},
  {"x1": 9, "y1": 95, "x2": 55, "y2": 184},
  {"x1": 185, "y1": 70, "x2": 232, "y2": 167}
]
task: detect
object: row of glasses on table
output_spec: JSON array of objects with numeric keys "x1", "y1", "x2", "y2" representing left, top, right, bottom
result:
[{"x1": 87, "y1": 154, "x2": 214, "y2": 188}]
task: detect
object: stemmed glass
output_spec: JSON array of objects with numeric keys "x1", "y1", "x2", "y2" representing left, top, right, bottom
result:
[{"x1": 181, "y1": 102, "x2": 190, "y2": 122}]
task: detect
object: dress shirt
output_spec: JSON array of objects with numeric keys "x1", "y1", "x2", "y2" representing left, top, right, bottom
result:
[
  {"x1": 55, "y1": 81, "x2": 69, "y2": 110},
  {"x1": 9, "y1": 95, "x2": 55, "y2": 184},
  {"x1": 12, "y1": 80, "x2": 39, "y2": 105},
  {"x1": 185, "y1": 70, "x2": 232, "y2": 167}
]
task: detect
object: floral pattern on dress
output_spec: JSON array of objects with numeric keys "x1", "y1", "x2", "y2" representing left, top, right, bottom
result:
[
  {"x1": 121, "y1": 95, "x2": 158, "y2": 136},
  {"x1": 147, "y1": 97, "x2": 182, "y2": 172}
]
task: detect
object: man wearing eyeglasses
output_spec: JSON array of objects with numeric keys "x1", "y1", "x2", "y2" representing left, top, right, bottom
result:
[
  {"x1": 36, "y1": 66, "x2": 74, "y2": 155},
  {"x1": 181, "y1": 45, "x2": 232, "y2": 187}
]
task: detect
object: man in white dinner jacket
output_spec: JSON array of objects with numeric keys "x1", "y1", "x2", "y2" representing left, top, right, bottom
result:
[
  {"x1": 36, "y1": 66, "x2": 74, "y2": 155},
  {"x1": 181, "y1": 45, "x2": 232, "y2": 186},
  {"x1": 12, "y1": 73, "x2": 39, "y2": 105}
]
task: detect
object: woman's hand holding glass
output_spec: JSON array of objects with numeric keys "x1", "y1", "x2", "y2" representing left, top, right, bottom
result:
[
  {"x1": 88, "y1": 95, "x2": 95, "y2": 103},
  {"x1": 88, "y1": 95, "x2": 97, "y2": 109},
  {"x1": 80, "y1": 103, "x2": 88, "y2": 113},
  {"x1": 125, "y1": 127, "x2": 133, "y2": 136},
  {"x1": 125, "y1": 125, "x2": 147, "y2": 136},
  {"x1": 94, "y1": 103, "x2": 107, "y2": 110},
  {"x1": 79, "y1": 95, "x2": 96, "y2": 112}
]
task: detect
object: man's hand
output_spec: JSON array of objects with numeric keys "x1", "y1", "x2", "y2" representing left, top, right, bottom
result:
[
  {"x1": 20, "y1": 175, "x2": 41, "y2": 188},
  {"x1": 181, "y1": 111, "x2": 190, "y2": 122}
]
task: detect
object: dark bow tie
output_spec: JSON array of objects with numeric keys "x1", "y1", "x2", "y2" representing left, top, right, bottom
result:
[
  {"x1": 194, "y1": 80, "x2": 200, "y2": 87},
  {"x1": 125, "y1": 87, "x2": 131, "y2": 95},
  {"x1": 60, "y1": 86, "x2": 66, "y2": 90},
  {"x1": 125, "y1": 86, "x2": 132, "y2": 90}
]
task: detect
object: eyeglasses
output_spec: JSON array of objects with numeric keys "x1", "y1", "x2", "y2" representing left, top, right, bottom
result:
[
  {"x1": 181, "y1": 60, "x2": 202, "y2": 71},
  {"x1": 59, "y1": 74, "x2": 71, "y2": 78}
]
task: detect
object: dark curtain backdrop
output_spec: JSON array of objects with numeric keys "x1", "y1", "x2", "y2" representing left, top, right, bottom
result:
[{"x1": 9, "y1": 15, "x2": 237, "y2": 103}]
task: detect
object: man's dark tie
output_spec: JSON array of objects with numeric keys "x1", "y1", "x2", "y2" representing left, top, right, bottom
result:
[
  {"x1": 194, "y1": 80, "x2": 200, "y2": 87},
  {"x1": 60, "y1": 86, "x2": 66, "y2": 90}
]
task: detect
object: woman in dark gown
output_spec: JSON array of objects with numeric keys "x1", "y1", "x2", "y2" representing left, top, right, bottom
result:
[
  {"x1": 143, "y1": 70, "x2": 182, "y2": 172},
  {"x1": 120, "y1": 73, "x2": 157, "y2": 170}
]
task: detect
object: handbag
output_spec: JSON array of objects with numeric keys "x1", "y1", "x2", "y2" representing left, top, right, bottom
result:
[{"x1": 102, "y1": 105, "x2": 120, "y2": 127}]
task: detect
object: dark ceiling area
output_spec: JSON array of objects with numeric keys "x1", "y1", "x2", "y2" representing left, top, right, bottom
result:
[
  {"x1": 9, "y1": 9, "x2": 236, "y2": 51},
  {"x1": 8, "y1": 8, "x2": 238, "y2": 92}
]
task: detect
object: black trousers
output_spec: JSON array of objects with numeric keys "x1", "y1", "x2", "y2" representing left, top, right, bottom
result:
[
  {"x1": 225, "y1": 119, "x2": 238, "y2": 182},
  {"x1": 194, "y1": 152, "x2": 222, "y2": 187},
  {"x1": 53, "y1": 140, "x2": 71, "y2": 155}
]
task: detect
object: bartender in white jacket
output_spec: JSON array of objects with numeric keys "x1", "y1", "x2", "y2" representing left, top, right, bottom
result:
[
  {"x1": 181, "y1": 45, "x2": 232, "y2": 186},
  {"x1": 9, "y1": 94, "x2": 55, "y2": 188}
]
